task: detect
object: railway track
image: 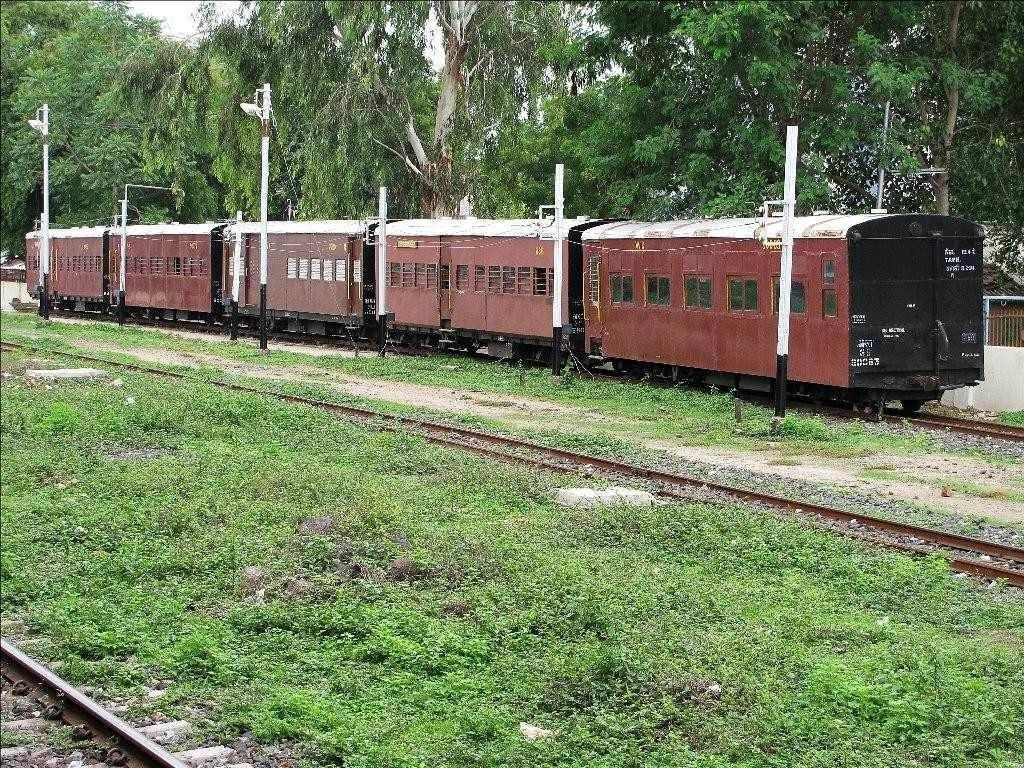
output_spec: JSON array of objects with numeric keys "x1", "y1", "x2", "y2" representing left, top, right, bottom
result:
[
  {"x1": 1, "y1": 638, "x2": 188, "y2": 768},
  {"x1": 19, "y1": 306, "x2": 1024, "y2": 444},
  {"x1": 4, "y1": 339, "x2": 1023, "y2": 587},
  {"x1": 886, "y1": 410, "x2": 1024, "y2": 443}
]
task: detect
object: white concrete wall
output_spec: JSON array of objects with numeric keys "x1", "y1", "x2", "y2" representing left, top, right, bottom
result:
[
  {"x1": 1, "y1": 280, "x2": 33, "y2": 312},
  {"x1": 943, "y1": 345, "x2": 1024, "y2": 412}
]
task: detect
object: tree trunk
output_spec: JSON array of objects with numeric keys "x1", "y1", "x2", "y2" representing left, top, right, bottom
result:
[
  {"x1": 418, "y1": 0, "x2": 475, "y2": 217},
  {"x1": 931, "y1": 0, "x2": 963, "y2": 215}
]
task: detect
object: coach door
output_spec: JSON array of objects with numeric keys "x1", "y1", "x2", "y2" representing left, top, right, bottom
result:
[
  {"x1": 439, "y1": 241, "x2": 453, "y2": 327},
  {"x1": 933, "y1": 233, "x2": 984, "y2": 373}
]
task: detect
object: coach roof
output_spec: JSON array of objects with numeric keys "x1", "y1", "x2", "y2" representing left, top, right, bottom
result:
[
  {"x1": 581, "y1": 213, "x2": 899, "y2": 241},
  {"x1": 224, "y1": 220, "x2": 367, "y2": 236},
  {"x1": 386, "y1": 218, "x2": 590, "y2": 238},
  {"x1": 26, "y1": 226, "x2": 107, "y2": 239}
]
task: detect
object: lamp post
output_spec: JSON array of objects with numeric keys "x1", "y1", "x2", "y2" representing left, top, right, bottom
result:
[
  {"x1": 241, "y1": 83, "x2": 271, "y2": 351},
  {"x1": 116, "y1": 184, "x2": 173, "y2": 325},
  {"x1": 28, "y1": 105, "x2": 49, "y2": 320}
]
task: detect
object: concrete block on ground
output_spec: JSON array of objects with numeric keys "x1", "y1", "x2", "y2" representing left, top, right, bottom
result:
[
  {"x1": 26, "y1": 368, "x2": 108, "y2": 381},
  {"x1": 138, "y1": 720, "x2": 191, "y2": 743},
  {"x1": 555, "y1": 486, "x2": 657, "y2": 508},
  {"x1": 173, "y1": 745, "x2": 236, "y2": 767}
]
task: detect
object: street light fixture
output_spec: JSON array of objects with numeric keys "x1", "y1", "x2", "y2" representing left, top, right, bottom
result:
[
  {"x1": 240, "y1": 83, "x2": 272, "y2": 351},
  {"x1": 28, "y1": 105, "x2": 50, "y2": 320}
]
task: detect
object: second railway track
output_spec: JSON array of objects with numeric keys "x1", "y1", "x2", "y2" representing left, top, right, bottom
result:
[{"x1": 3, "y1": 339, "x2": 1023, "y2": 588}]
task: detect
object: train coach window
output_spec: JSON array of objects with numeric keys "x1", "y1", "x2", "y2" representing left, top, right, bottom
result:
[
  {"x1": 502, "y1": 266, "x2": 516, "y2": 293},
  {"x1": 299, "y1": 259, "x2": 309, "y2": 279},
  {"x1": 517, "y1": 266, "x2": 531, "y2": 294},
  {"x1": 456, "y1": 264, "x2": 468, "y2": 291},
  {"x1": 771, "y1": 279, "x2": 806, "y2": 314},
  {"x1": 646, "y1": 275, "x2": 670, "y2": 306},
  {"x1": 728, "y1": 278, "x2": 758, "y2": 312},
  {"x1": 288, "y1": 258, "x2": 298, "y2": 279},
  {"x1": 426, "y1": 263, "x2": 438, "y2": 290},
  {"x1": 823, "y1": 259, "x2": 836, "y2": 284},
  {"x1": 611, "y1": 274, "x2": 634, "y2": 304},
  {"x1": 323, "y1": 259, "x2": 334, "y2": 281},
  {"x1": 311, "y1": 259, "x2": 322, "y2": 280},
  {"x1": 823, "y1": 289, "x2": 838, "y2": 317},
  {"x1": 488, "y1": 266, "x2": 501, "y2": 294},
  {"x1": 474, "y1": 265, "x2": 486, "y2": 292},
  {"x1": 685, "y1": 276, "x2": 712, "y2": 309},
  {"x1": 401, "y1": 262, "x2": 414, "y2": 287},
  {"x1": 440, "y1": 264, "x2": 450, "y2": 290},
  {"x1": 388, "y1": 262, "x2": 399, "y2": 286},
  {"x1": 533, "y1": 267, "x2": 549, "y2": 295}
]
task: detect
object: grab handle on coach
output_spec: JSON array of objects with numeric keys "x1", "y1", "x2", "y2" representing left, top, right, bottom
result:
[{"x1": 934, "y1": 319, "x2": 950, "y2": 363}]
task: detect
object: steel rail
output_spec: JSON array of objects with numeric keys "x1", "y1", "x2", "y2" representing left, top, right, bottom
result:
[
  {"x1": 887, "y1": 411, "x2": 1024, "y2": 443},
  {"x1": 0, "y1": 638, "x2": 189, "y2": 768},
  {"x1": 3, "y1": 340, "x2": 1023, "y2": 587},
  {"x1": 20, "y1": 307, "x2": 1024, "y2": 443}
]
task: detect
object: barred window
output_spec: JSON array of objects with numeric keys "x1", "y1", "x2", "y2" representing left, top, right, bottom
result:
[
  {"x1": 401, "y1": 262, "x2": 414, "y2": 287},
  {"x1": 425, "y1": 263, "x2": 438, "y2": 290},
  {"x1": 517, "y1": 266, "x2": 531, "y2": 295},
  {"x1": 456, "y1": 264, "x2": 468, "y2": 291},
  {"x1": 488, "y1": 265, "x2": 501, "y2": 294},
  {"x1": 533, "y1": 266, "x2": 549, "y2": 296},
  {"x1": 337, "y1": 258, "x2": 348, "y2": 282},
  {"x1": 473, "y1": 265, "x2": 486, "y2": 292},
  {"x1": 823, "y1": 259, "x2": 836, "y2": 285},
  {"x1": 415, "y1": 262, "x2": 428, "y2": 287},
  {"x1": 502, "y1": 266, "x2": 516, "y2": 294},
  {"x1": 388, "y1": 261, "x2": 400, "y2": 287},
  {"x1": 323, "y1": 259, "x2": 334, "y2": 282},
  {"x1": 299, "y1": 258, "x2": 309, "y2": 279},
  {"x1": 311, "y1": 258, "x2": 322, "y2": 280},
  {"x1": 439, "y1": 263, "x2": 450, "y2": 291}
]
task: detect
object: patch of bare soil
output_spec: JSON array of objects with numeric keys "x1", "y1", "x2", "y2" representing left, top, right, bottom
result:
[{"x1": 649, "y1": 442, "x2": 1024, "y2": 523}]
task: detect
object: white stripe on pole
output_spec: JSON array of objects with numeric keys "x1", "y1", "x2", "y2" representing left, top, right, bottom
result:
[
  {"x1": 40, "y1": 104, "x2": 49, "y2": 292},
  {"x1": 377, "y1": 186, "x2": 387, "y2": 317},
  {"x1": 119, "y1": 195, "x2": 128, "y2": 294},
  {"x1": 232, "y1": 210, "x2": 242, "y2": 302},
  {"x1": 259, "y1": 83, "x2": 271, "y2": 289},
  {"x1": 776, "y1": 124, "x2": 799, "y2": 357},
  {"x1": 553, "y1": 163, "x2": 564, "y2": 329}
]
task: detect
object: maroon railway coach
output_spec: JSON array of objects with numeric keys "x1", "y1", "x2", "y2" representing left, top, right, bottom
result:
[
  {"x1": 381, "y1": 218, "x2": 595, "y2": 356},
  {"x1": 109, "y1": 223, "x2": 226, "y2": 318},
  {"x1": 25, "y1": 227, "x2": 109, "y2": 309},
  {"x1": 580, "y1": 213, "x2": 985, "y2": 410},
  {"x1": 221, "y1": 220, "x2": 369, "y2": 333}
]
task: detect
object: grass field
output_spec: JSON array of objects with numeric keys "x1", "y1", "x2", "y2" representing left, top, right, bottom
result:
[
  {"x1": 0, "y1": 312, "x2": 969, "y2": 461},
  {"x1": 2, "y1": 343, "x2": 1023, "y2": 767}
]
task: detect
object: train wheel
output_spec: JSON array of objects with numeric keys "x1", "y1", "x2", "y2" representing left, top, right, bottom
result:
[{"x1": 900, "y1": 399, "x2": 923, "y2": 414}]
